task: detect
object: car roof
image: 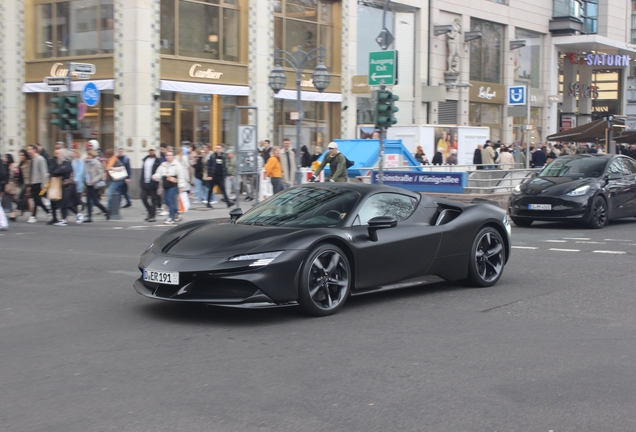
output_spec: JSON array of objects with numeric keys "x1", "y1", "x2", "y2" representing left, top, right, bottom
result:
[{"x1": 295, "y1": 182, "x2": 421, "y2": 200}]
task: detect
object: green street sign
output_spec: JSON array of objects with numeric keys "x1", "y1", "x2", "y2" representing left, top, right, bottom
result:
[{"x1": 368, "y1": 50, "x2": 398, "y2": 86}]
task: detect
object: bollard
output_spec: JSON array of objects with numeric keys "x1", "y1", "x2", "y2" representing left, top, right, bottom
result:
[{"x1": 109, "y1": 190, "x2": 122, "y2": 220}]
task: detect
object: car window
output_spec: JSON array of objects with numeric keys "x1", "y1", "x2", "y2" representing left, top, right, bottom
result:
[
  {"x1": 621, "y1": 157, "x2": 636, "y2": 174},
  {"x1": 357, "y1": 193, "x2": 417, "y2": 225},
  {"x1": 608, "y1": 159, "x2": 630, "y2": 176}
]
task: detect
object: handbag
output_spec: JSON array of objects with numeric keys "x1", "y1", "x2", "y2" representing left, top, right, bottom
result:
[
  {"x1": 94, "y1": 180, "x2": 106, "y2": 189},
  {"x1": 47, "y1": 176, "x2": 62, "y2": 201},
  {"x1": 108, "y1": 169, "x2": 127, "y2": 181},
  {"x1": 4, "y1": 181, "x2": 19, "y2": 196}
]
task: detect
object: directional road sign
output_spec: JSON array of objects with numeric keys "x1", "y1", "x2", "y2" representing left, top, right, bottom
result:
[
  {"x1": 70, "y1": 62, "x2": 96, "y2": 74},
  {"x1": 368, "y1": 50, "x2": 398, "y2": 86},
  {"x1": 44, "y1": 77, "x2": 67, "y2": 87},
  {"x1": 507, "y1": 85, "x2": 527, "y2": 106},
  {"x1": 82, "y1": 82, "x2": 101, "y2": 107}
]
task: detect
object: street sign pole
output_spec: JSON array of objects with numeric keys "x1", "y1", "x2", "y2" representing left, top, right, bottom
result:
[
  {"x1": 378, "y1": 86, "x2": 385, "y2": 186},
  {"x1": 66, "y1": 62, "x2": 73, "y2": 151},
  {"x1": 526, "y1": 86, "x2": 531, "y2": 169}
]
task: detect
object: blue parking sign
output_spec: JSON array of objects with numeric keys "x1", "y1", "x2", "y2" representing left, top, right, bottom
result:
[
  {"x1": 507, "y1": 85, "x2": 526, "y2": 106},
  {"x1": 82, "y1": 82, "x2": 100, "y2": 107}
]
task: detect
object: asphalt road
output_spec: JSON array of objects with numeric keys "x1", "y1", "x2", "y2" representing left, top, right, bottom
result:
[{"x1": 2, "y1": 215, "x2": 636, "y2": 432}]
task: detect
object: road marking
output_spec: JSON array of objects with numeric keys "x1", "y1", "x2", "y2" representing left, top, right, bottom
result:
[
  {"x1": 549, "y1": 248, "x2": 580, "y2": 252},
  {"x1": 112, "y1": 227, "x2": 124, "y2": 230},
  {"x1": 592, "y1": 250, "x2": 627, "y2": 254},
  {"x1": 128, "y1": 226, "x2": 149, "y2": 229},
  {"x1": 545, "y1": 240, "x2": 567, "y2": 243},
  {"x1": 575, "y1": 241, "x2": 605, "y2": 244},
  {"x1": 563, "y1": 237, "x2": 590, "y2": 240},
  {"x1": 603, "y1": 239, "x2": 631, "y2": 242},
  {"x1": 512, "y1": 246, "x2": 539, "y2": 250},
  {"x1": 106, "y1": 270, "x2": 140, "y2": 277}
]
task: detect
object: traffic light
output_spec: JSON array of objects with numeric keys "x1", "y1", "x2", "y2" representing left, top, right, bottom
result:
[
  {"x1": 64, "y1": 95, "x2": 80, "y2": 130},
  {"x1": 50, "y1": 96, "x2": 66, "y2": 130},
  {"x1": 375, "y1": 89, "x2": 399, "y2": 129}
]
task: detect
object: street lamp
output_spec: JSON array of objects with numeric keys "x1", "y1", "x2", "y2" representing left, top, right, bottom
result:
[{"x1": 268, "y1": 45, "x2": 330, "y2": 185}]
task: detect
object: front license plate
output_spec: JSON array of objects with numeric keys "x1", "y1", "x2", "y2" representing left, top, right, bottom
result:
[
  {"x1": 144, "y1": 269, "x2": 179, "y2": 285},
  {"x1": 528, "y1": 204, "x2": 552, "y2": 210}
]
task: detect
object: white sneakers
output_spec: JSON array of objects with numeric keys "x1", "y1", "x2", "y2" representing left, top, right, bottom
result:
[
  {"x1": 159, "y1": 210, "x2": 169, "y2": 216},
  {"x1": 27, "y1": 216, "x2": 37, "y2": 224},
  {"x1": 164, "y1": 218, "x2": 175, "y2": 225},
  {"x1": 54, "y1": 220, "x2": 68, "y2": 227},
  {"x1": 76, "y1": 213, "x2": 84, "y2": 224}
]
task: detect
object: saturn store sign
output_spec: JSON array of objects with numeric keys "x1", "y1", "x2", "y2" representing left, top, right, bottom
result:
[{"x1": 564, "y1": 52, "x2": 631, "y2": 67}]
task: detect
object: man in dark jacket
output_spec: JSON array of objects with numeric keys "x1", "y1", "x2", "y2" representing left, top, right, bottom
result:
[
  {"x1": 531, "y1": 145, "x2": 547, "y2": 168},
  {"x1": 311, "y1": 142, "x2": 348, "y2": 182},
  {"x1": 140, "y1": 147, "x2": 161, "y2": 222},
  {"x1": 206, "y1": 145, "x2": 233, "y2": 208},
  {"x1": 473, "y1": 144, "x2": 483, "y2": 169}
]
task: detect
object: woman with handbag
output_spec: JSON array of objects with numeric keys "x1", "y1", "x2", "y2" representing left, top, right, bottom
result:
[
  {"x1": 152, "y1": 150, "x2": 186, "y2": 225},
  {"x1": 104, "y1": 148, "x2": 126, "y2": 216},
  {"x1": 48, "y1": 148, "x2": 74, "y2": 226},
  {"x1": 84, "y1": 150, "x2": 109, "y2": 222},
  {"x1": 13, "y1": 149, "x2": 33, "y2": 221}
]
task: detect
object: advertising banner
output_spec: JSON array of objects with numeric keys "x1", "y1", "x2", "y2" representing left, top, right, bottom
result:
[{"x1": 371, "y1": 171, "x2": 467, "y2": 193}]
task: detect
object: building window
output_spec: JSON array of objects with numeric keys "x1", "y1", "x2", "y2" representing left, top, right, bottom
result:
[
  {"x1": 553, "y1": 0, "x2": 582, "y2": 18},
  {"x1": 581, "y1": 0, "x2": 598, "y2": 34},
  {"x1": 632, "y1": 0, "x2": 636, "y2": 42},
  {"x1": 488, "y1": 0, "x2": 507, "y2": 4},
  {"x1": 469, "y1": 19, "x2": 504, "y2": 84},
  {"x1": 469, "y1": 102, "x2": 502, "y2": 142},
  {"x1": 274, "y1": 0, "x2": 336, "y2": 70},
  {"x1": 160, "y1": 0, "x2": 241, "y2": 62},
  {"x1": 514, "y1": 29, "x2": 542, "y2": 89},
  {"x1": 33, "y1": 0, "x2": 114, "y2": 58},
  {"x1": 273, "y1": 99, "x2": 331, "y2": 151}
]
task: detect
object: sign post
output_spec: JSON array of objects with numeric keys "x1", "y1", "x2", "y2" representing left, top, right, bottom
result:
[
  {"x1": 235, "y1": 106, "x2": 259, "y2": 205},
  {"x1": 368, "y1": 50, "x2": 398, "y2": 86},
  {"x1": 507, "y1": 85, "x2": 530, "y2": 168}
]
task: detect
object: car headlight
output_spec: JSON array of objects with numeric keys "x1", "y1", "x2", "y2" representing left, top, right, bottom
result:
[
  {"x1": 566, "y1": 185, "x2": 590, "y2": 196},
  {"x1": 229, "y1": 251, "x2": 283, "y2": 266},
  {"x1": 513, "y1": 184, "x2": 522, "y2": 195}
]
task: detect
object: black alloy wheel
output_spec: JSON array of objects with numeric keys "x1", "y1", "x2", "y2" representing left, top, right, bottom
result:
[
  {"x1": 298, "y1": 244, "x2": 351, "y2": 316},
  {"x1": 587, "y1": 195, "x2": 608, "y2": 229},
  {"x1": 467, "y1": 227, "x2": 505, "y2": 288},
  {"x1": 511, "y1": 216, "x2": 533, "y2": 227}
]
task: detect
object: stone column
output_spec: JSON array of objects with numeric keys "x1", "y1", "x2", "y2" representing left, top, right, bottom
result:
[
  {"x1": 0, "y1": 0, "x2": 26, "y2": 157},
  {"x1": 114, "y1": 0, "x2": 160, "y2": 172},
  {"x1": 341, "y1": 0, "x2": 355, "y2": 139},
  {"x1": 249, "y1": 0, "x2": 275, "y2": 143}
]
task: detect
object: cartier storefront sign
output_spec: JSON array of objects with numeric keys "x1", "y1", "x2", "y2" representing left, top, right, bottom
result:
[{"x1": 161, "y1": 58, "x2": 248, "y2": 85}]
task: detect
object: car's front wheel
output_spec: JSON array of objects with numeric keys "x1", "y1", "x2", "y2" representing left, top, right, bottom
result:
[
  {"x1": 298, "y1": 244, "x2": 351, "y2": 317},
  {"x1": 587, "y1": 195, "x2": 608, "y2": 229},
  {"x1": 467, "y1": 227, "x2": 506, "y2": 288},
  {"x1": 511, "y1": 216, "x2": 533, "y2": 227}
]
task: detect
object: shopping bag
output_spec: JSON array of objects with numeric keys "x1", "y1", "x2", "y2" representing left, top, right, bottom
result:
[
  {"x1": 47, "y1": 177, "x2": 62, "y2": 201},
  {"x1": 179, "y1": 191, "x2": 190, "y2": 213}
]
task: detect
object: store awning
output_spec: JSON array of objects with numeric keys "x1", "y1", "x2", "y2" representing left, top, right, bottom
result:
[
  {"x1": 160, "y1": 80, "x2": 249, "y2": 96},
  {"x1": 23, "y1": 79, "x2": 114, "y2": 93},
  {"x1": 274, "y1": 89, "x2": 342, "y2": 102},
  {"x1": 546, "y1": 118, "x2": 624, "y2": 142}
]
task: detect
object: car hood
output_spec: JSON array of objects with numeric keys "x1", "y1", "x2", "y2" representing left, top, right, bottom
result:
[
  {"x1": 153, "y1": 222, "x2": 304, "y2": 257},
  {"x1": 520, "y1": 176, "x2": 597, "y2": 196}
]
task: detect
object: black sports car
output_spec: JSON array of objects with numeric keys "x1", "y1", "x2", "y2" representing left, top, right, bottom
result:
[
  {"x1": 135, "y1": 183, "x2": 511, "y2": 316},
  {"x1": 509, "y1": 154, "x2": 636, "y2": 229}
]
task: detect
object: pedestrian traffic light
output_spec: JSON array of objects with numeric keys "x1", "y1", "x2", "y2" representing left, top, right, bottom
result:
[
  {"x1": 50, "y1": 96, "x2": 67, "y2": 130},
  {"x1": 64, "y1": 95, "x2": 80, "y2": 130},
  {"x1": 375, "y1": 89, "x2": 399, "y2": 129}
]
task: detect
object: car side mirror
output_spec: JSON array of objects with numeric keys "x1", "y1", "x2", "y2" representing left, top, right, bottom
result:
[
  {"x1": 606, "y1": 173, "x2": 622, "y2": 181},
  {"x1": 367, "y1": 216, "x2": 398, "y2": 242},
  {"x1": 229, "y1": 207, "x2": 243, "y2": 223}
]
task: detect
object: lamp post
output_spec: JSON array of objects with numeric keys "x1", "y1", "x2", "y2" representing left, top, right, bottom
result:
[{"x1": 269, "y1": 46, "x2": 330, "y2": 185}]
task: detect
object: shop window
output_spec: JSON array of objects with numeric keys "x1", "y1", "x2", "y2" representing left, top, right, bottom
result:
[
  {"x1": 161, "y1": 0, "x2": 241, "y2": 62},
  {"x1": 553, "y1": 0, "x2": 582, "y2": 18},
  {"x1": 274, "y1": 99, "x2": 331, "y2": 151},
  {"x1": 275, "y1": 0, "x2": 337, "y2": 70},
  {"x1": 33, "y1": 0, "x2": 114, "y2": 59},
  {"x1": 469, "y1": 18, "x2": 503, "y2": 84}
]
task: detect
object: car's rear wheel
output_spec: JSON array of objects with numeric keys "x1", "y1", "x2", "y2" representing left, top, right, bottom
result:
[
  {"x1": 298, "y1": 244, "x2": 351, "y2": 317},
  {"x1": 587, "y1": 195, "x2": 607, "y2": 229},
  {"x1": 467, "y1": 227, "x2": 505, "y2": 288},
  {"x1": 511, "y1": 216, "x2": 533, "y2": 227}
]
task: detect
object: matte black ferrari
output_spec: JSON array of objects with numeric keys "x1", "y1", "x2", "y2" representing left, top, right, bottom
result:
[
  {"x1": 135, "y1": 183, "x2": 511, "y2": 316},
  {"x1": 509, "y1": 154, "x2": 636, "y2": 229}
]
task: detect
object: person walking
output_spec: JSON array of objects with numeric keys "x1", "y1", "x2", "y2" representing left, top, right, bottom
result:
[
  {"x1": 206, "y1": 145, "x2": 233, "y2": 208},
  {"x1": 12, "y1": 149, "x2": 32, "y2": 221},
  {"x1": 280, "y1": 138, "x2": 296, "y2": 188},
  {"x1": 311, "y1": 142, "x2": 348, "y2": 183},
  {"x1": 104, "y1": 148, "x2": 126, "y2": 216},
  {"x1": 2, "y1": 154, "x2": 19, "y2": 219},
  {"x1": 481, "y1": 141, "x2": 496, "y2": 169},
  {"x1": 26, "y1": 144, "x2": 50, "y2": 223},
  {"x1": 432, "y1": 147, "x2": 444, "y2": 165},
  {"x1": 265, "y1": 147, "x2": 284, "y2": 194},
  {"x1": 117, "y1": 147, "x2": 133, "y2": 208},
  {"x1": 414, "y1": 146, "x2": 429, "y2": 165},
  {"x1": 84, "y1": 150, "x2": 110, "y2": 222},
  {"x1": 495, "y1": 146, "x2": 516, "y2": 170},
  {"x1": 48, "y1": 148, "x2": 74, "y2": 226},
  {"x1": 140, "y1": 147, "x2": 161, "y2": 222},
  {"x1": 473, "y1": 144, "x2": 483, "y2": 169},
  {"x1": 300, "y1": 145, "x2": 312, "y2": 168},
  {"x1": 152, "y1": 150, "x2": 187, "y2": 225}
]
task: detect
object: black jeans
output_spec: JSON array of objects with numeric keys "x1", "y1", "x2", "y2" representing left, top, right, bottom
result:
[
  {"x1": 207, "y1": 176, "x2": 230, "y2": 206},
  {"x1": 86, "y1": 185, "x2": 108, "y2": 217},
  {"x1": 141, "y1": 186, "x2": 158, "y2": 218},
  {"x1": 30, "y1": 183, "x2": 49, "y2": 217}
]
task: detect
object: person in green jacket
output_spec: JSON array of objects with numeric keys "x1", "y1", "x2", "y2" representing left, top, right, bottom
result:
[{"x1": 311, "y1": 142, "x2": 348, "y2": 183}]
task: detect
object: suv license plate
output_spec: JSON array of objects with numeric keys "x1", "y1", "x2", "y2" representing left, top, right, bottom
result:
[
  {"x1": 528, "y1": 204, "x2": 552, "y2": 210},
  {"x1": 144, "y1": 269, "x2": 179, "y2": 285}
]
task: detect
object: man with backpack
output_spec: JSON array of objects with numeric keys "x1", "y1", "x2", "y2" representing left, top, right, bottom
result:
[{"x1": 310, "y1": 142, "x2": 350, "y2": 183}]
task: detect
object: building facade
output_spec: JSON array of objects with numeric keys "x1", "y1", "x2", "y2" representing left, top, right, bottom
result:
[{"x1": 2, "y1": 0, "x2": 636, "y2": 170}]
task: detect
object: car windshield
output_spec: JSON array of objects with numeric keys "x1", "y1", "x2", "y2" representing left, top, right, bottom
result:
[
  {"x1": 237, "y1": 187, "x2": 361, "y2": 227},
  {"x1": 538, "y1": 157, "x2": 608, "y2": 178}
]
